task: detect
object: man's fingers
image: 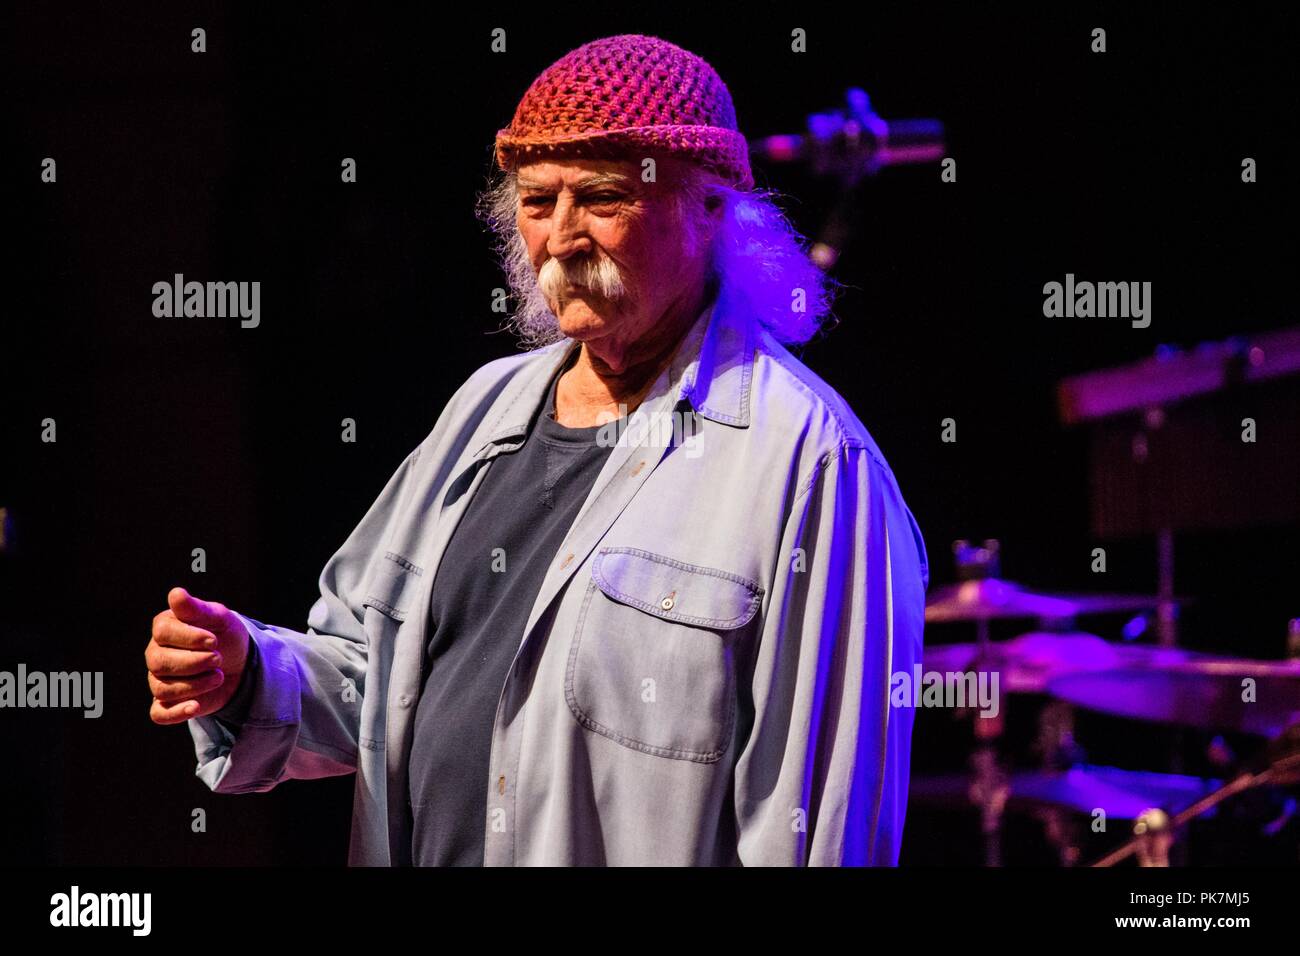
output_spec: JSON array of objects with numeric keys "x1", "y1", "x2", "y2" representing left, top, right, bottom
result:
[
  {"x1": 148, "y1": 593, "x2": 238, "y2": 726},
  {"x1": 150, "y1": 696, "x2": 203, "y2": 725},
  {"x1": 168, "y1": 586, "x2": 233, "y2": 631},
  {"x1": 151, "y1": 613, "x2": 217, "y2": 651},
  {"x1": 148, "y1": 669, "x2": 225, "y2": 703},
  {"x1": 151, "y1": 684, "x2": 230, "y2": 724},
  {"x1": 149, "y1": 591, "x2": 245, "y2": 727},
  {"x1": 145, "y1": 643, "x2": 222, "y2": 678}
]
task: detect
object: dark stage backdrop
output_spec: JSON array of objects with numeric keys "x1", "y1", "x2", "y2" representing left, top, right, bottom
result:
[{"x1": 5, "y1": 3, "x2": 1297, "y2": 865}]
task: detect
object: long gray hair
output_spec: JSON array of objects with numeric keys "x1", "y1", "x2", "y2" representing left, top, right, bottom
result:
[{"x1": 475, "y1": 163, "x2": 839, "y2": 351}]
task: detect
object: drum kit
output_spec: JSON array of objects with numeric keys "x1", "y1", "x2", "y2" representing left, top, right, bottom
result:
[{"x1": 915, "y1": 540, "x2": 1300, "y2": 866}]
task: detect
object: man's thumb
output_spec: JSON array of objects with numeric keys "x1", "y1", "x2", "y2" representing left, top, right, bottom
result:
[{"x1": 168, "y1": 586, "x2": 231, "y2": 629}]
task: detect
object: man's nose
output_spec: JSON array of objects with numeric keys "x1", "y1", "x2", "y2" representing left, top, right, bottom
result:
[{"x1": 546, "y1": 194, "x2": 592, "y2": 260}]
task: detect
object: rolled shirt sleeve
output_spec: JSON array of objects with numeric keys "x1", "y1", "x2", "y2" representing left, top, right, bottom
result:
[{"x1": 733, "y1": 441, "x2": 929, "y2": 865}]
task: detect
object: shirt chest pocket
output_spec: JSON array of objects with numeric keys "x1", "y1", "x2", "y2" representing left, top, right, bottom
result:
[{"x1": 564, "y1": 547, "x2": 764, "y2": 763}]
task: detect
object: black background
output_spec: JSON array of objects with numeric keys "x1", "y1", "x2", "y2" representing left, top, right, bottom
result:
[{"x1": 5, "y1": 2, "x2": 1297, "y2": 865}]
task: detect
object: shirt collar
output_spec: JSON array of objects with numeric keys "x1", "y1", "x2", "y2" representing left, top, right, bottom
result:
[{"x1": 673, "y1": 293, "x2": 754, "y2": 428}]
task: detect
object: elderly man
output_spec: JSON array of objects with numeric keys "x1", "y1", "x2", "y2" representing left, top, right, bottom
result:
[{"x1": 144, "y1": 34, "x2": 929, "y2": 866}]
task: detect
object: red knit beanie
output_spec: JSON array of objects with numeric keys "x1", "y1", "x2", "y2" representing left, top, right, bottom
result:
[{"x1": 495, "y1": 34, "x2": 753, "y2": 190}]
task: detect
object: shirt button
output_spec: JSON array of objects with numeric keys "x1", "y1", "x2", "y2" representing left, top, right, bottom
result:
[
  {"x1": 660, "y1": 595, "x2": 675, "y2": 611},
  {"x1": 398, "y1": 694, "x2": 411, "y2": 708}
]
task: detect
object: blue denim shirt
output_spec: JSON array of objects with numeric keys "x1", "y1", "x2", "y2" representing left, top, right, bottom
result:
[{"x1": 188, "y1": 294, "x2": 929, "y2": 865}]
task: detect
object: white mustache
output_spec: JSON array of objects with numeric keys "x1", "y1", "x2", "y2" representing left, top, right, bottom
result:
[{"x1": 538, "y1": 255, "x2": 627, "y2": 306}]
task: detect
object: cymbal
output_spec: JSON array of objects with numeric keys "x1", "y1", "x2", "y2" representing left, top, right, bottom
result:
[
  {"x1": 1049, "y1": 659, "x2": 1300, "y2": 736},
  {"x1": 923, "y1": 632, "x2": 1196, "y2": 695},
  {"x1": 924, "y1": 578, "x2": 1170, "y2": 623},
  {"x1": 1054, "y1": 592, "x2": 1183, "y2": 615},
  {"x1": 910, "y1": 766, "x2": 1222, "y2": 819}
]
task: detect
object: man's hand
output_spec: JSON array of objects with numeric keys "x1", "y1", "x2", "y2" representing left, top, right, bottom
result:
[{"x1": 146, "y1": 587, "x2": 251, "y2": 725}]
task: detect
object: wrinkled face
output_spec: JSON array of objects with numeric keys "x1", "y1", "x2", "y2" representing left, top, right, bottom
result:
[{"x1": 515, "y1": 158, "x2": 708, "y2": 360}]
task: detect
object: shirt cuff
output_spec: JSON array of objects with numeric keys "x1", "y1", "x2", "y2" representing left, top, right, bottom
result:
[{"x1": 211, "y1": 627, "x2": 261, "y2": 731}]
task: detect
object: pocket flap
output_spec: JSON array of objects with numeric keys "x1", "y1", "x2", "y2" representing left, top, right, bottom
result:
[
  {"x1": 591, "y1": 548, "x2": 763, "y2": 630},
  {"x1": 362, "y1": 551, "x2": 423, "y2": 621}
]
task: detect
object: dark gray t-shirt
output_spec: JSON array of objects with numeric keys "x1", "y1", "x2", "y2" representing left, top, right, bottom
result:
[{"x1": 407, "y1": 355, "x2": 618, "y2": 866}]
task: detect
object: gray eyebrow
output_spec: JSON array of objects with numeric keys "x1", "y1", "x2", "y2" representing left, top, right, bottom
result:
[{"x1": 516, "y1": 172, "x2": 634, "y2": 192}]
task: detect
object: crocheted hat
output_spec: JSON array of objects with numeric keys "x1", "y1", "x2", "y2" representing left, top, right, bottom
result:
[{"x1": 495, "y1": 34, "x2": 753, "y2": 190}]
